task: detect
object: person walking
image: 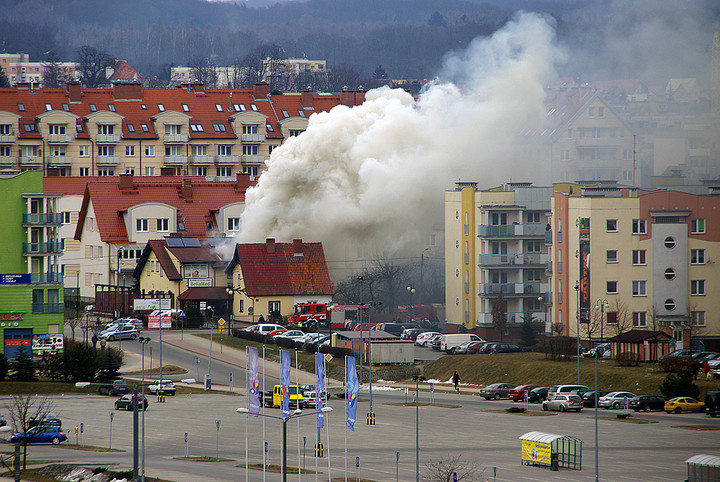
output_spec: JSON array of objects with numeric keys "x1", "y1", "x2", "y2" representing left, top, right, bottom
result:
[
  {"x1": 704, "y1": 360, "x2": 712, "y2": 381},
  {"x1": 452, "y1": 371, "x2": 461, "y2": 392}
]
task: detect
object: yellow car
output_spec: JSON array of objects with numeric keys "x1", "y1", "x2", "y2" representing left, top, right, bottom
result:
[{"x1": 664, "y1": 397, "x2": 705, "y2": 414}]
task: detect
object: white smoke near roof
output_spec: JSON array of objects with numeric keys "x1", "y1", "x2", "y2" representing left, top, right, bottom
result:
[{"x1": 236, "y1": 12, "x2": 562, "y2": 258}]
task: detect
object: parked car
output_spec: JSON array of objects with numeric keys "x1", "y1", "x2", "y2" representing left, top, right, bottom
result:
[
  {"x1": 302, "y1": 334, "x2": 329, "y2": 350},
  {"x1": 508, "y1": 385, "x2": 537, "y2": 402},
  {"x1": 548, "y1": 384, "x2": 590, "y2": 399},
  {"x1": 477, "y1": 343, "x2": 497, "y2": 354},
  {"x1": 11, "y1": 426, "x2": 67, "y2": 445},
  {"x1": 450, "y1": 341, "x2": 483, "y2": 355},
  {"x1": 489, "y1": 343, "x2": 525, "y2": 354},
  {"x1": 664, "y1": 397, "x2": 705, "y2": 414},
  {"x1": 401, "y1": 328, "x2": 424, "y2": 341},
  {"x1": 274, "y1": 330, "x2": 306, "y2": 341},
  {"x1": 0, "y1": 414, "x2": 6, "y2": 427},
  {"x1": 28, "y1": 413, "x2": 62, "y2": 428},
  {"x1": 527, "y1": 387, "x2": 550, "y2": 403},
  {"x1": 99, "y1": 324, "x2": 139, "y2": 341},
  {"x1": 429, "y1": 334, "x2": 443, "y2": 350},
  {"x1": 115, "y1": 394, "x2": 149, "y2": 411},
  {"x1": 267, "y1": 328, "x2": 289, "y2": 337},
  {"x1": 303, "y1": 390, "x2": 329, "y2": 408},
  {"x1": 147, "y1": 379, "x2": 176, "y2": 396},
  {"x1": 598, "y1": 391, "x2": 636, "y2": 409},
  {"x1": 629, "y1": 395, "x2": 666, "y2": 412},
  {"x1": 581, "y1": 390, "x2": 611, "y2": 408},
  {"x1": 542, "y1": 394, "x2": 583, "y2": 412},
  {"x1": 704, "y1": 391, "x2": 720, "y2": 417},
  {"x1": 246, "y1": 324, "x2": 286, "y2": 335},
  {"x1": 415, "y1": 332, "x2": 441, "y2": 347},
  {"x1": 658, "y1": 349, "x2": 698, "y2": 361},
  {"x1": 479, "y1": 383, "x2": 516, "y2": 400},
  {"x1": 99, "y1": 379, "x2": 130, "y2": 396}
]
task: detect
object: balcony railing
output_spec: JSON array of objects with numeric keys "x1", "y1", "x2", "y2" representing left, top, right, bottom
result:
[
  {"x1": 241, "y1": 154, "x2": 265, "y2": 164},
  {"x1": 19, "y1": 156, "x2": 42, "y2": 165},
  {"x1": 48, "y1": 155, "x2": 72, "y2": 166},
  {"x1": 31, "y1": 272, "x2": 64, "y2": 284},
  {"x1": 544, "y1": 231, "x2": 552, "y2": 244},
  {"x1": 216, "y1": 155, "x2": 239, "y2": 164},
  {"x1": 477, "y1": 311, "x2": 547, "y2": 324},
  {"x1": 163, "y1": 155, "x2": 188, "y2": 165},
  {"x1": 0, "y1": 133, "x2": 16, "y2": 143},
  {"x1": 478, "y1": 253, "x2": 549, "y2": 267},
  {"x1": 96, "y1": 133, "x2": 121, "y2": 143},
  {"x1": 164, "y1": 133, "x2": 189, "y2": 143},
  {"x1": 23, "y1": 212, "x2": 63, "y2": 225},
  {"x1": 23, "y1": 241, "x2": 63, "y2": 255},
  {"x1": 478, "y1": 224, "x2": 545, "y2": 237},
  {"x1": 0, "y1": 155, "x2": 16, "y2": 165},
  {"x1": 47, "y1": 134, "x2": 72, "y2": 143},
  {"x1": 97, "y1": 155, "x2": 120, "y2": 165},
  {"x1": 241, "y1": 133, "x2": 265, "y2": 143},
  {"x1": 575, "y1": 137, "x2": 622, "y2": 147},
  {"x1": 479, "y1": 282, "x2": 549, "y2": 297},
  {"x1": 32, "y1": 302, "x2": 65, "y2": 314},
  {"x1": 190, "y1": 155, "x2": 214, "y2": 164}
]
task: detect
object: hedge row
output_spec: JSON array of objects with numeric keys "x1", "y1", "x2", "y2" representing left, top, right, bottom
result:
[{"x1": 231, "y1": 329, "x2": 352, "y2": 358}]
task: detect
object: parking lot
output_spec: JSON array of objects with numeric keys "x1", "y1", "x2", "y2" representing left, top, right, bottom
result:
[{"x1": 2, "y1": 386, "x2": 719, "y2": 481}]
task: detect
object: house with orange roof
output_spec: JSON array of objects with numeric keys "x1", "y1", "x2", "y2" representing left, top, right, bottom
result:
[
  {"x1": 68, "y1": 173, "x2": 252, "y2": 301},
  {"x1": 225, "y1": 238, "x2": 333, "y2": 324}
]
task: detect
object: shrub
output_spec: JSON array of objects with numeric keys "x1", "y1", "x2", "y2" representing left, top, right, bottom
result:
[
  {"x1": 659, "y1": 356, "x2": 693, "y2": 373},
  {"x1": 9, "y1": 345, "x2": 37, "y2": 381},
  {"x1": 506, "y1": 406, "x2": 526, "y2": 413},
  {"x1": 659, "y1": 371, "x2": 699, "y2": 400},
  {"x1": 616, "y1": 352, "x2": 639, "y2": 367},
  {"x1": 539, "y1": 336, "x2": 576, "y2": 361}
]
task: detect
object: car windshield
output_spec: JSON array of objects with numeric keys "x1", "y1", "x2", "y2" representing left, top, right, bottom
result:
[{"x1": 568, "y1": 395, "x2": 582, "y2": 401}]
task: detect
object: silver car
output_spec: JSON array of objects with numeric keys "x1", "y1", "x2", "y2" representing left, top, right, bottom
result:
[{"x1": 542, "y1": 394, "x2": 583, "y2": 412}]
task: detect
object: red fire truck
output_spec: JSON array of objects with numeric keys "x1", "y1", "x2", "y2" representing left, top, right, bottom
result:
[{"x1": 289, "y1": 303, "x2": 369, "y2": 330}]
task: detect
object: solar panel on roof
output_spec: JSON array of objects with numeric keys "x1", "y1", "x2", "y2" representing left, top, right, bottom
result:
[
  {"x1": 165, "y1": 237, "x2": 183, "y2": 247},
  {"x1": 182, "y1": 238, "x2": 201, "y2": 247}
]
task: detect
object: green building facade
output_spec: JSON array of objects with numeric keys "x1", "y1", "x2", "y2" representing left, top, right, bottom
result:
[{"x1": 0, "y1": 171, "x2": 64, "y2": 358}]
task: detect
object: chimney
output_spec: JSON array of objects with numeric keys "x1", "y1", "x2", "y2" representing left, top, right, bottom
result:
[
  {"x1": 253, "y1": 83, "x2": 269, "y2": 99},
  {"x1": 339, "y1": 87, "x2": 353, "y2": 106},
  {"x1": 181, "y1": 178, "x2": 193, "y2": 199},
  {"x1": 191, "y1": 82, "x2": 205, "y2": 93},
  {"x1": 66, "y1": 82, "x2": 82, "y2": 102},
  {"x1": 301, "y1": 88, "x2": 313, "y2": 108},
  {"x1": 293, "y1": 238, "x2": 304, "y2": 257},
  {"x1": 266, "y1": 238, "x2": 276, "y2": 254},
  {"x1": 119, "y1": 173, "x2": 134, "y2": 190},
  {"x1": 235, "y1": 173, "x2": 252, "y2": 191},
  {"x1": 113, "y1": 82, "x2": 143, "y2": 100}
]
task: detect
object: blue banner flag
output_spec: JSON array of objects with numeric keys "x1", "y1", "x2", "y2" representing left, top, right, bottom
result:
[
  {"x1": 281, "y1": 349, "x2": 291, "y2": 418},
  {"x1": 346, "y1": 356, "x2": 359, "y2": 431},
  {"x1": 248, "y1": 346, "x2": 259, "y2": 417},
  {"x1": 316, "y1": 352, "x2": 325, "y2": 428}
]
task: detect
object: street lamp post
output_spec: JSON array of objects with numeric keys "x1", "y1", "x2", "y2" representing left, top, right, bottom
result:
[
  {"x1": 407, "y1": 286, "x2": 415, "y2": 323},
  {"x1": 138, "y1": 336, "x2": 151, "y2": 481},
  {"x1": 237, "y1": 406, "x2": 333, "y2": 482},
  {"x1": 207, "y1": 306, "x2": 214, "y2": 390},
  {"x1": 595, "y1": 299, "x2": 608, "y2": 344},
  {"x1": 412, "y1": 374, "x2": 426, "y2": 482},
  {"x1": 574, "y1": 282, "x2": 581, "y2": 384}
]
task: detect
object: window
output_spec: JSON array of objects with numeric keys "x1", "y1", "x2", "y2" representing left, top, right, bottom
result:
[
  {"x1": 215, "y1": 104, "x2": 223, "y2": 112},
  {"x1": 269, "y1": 301, "x2": 281, "y2": 313},
  {"x1": 526, "y1": 270, "x2": 542, "y2": 281},
  {"x1": 632, "y1": 312, "x2": 647, "y2": 327},
  {"x1": 243, "y1": 145, "x2": 258, "y2": 155},
  {"x1": 0, "y1": 146, "x2": 8, "y2": 157},
  {"x1": 243, "y1": 165, "x2": 258, "y2": 176},
  {"x1": 126, "y1": 145, "x2": 135, "y2": 156},
  {"x1": 281, "y1": 109, "x2": 289, "y2": 118},
  {"x1": 80, "y1": 167, "x2": 90, "y2": 176},
  {"x1": 664, "y1": 236, "x2": 676, "y2": 249},
  {"x1": 691, "y1": 218, "x2": 706, "y2": 234},
  {"x1": 632, "y1": 280, "x2": 646, "y2": 296},
  {"x1": 217, "y1": 145, "x2": 232, "y2": 156},
  {"x1": 234, "y1": 104, "x2": 245, "y2": 112},
  {"x1": 632, "y1": 250, "x2": 646, "y2": 265},
  {"x1": 17, "y1": 103, "x2": 25, "y2": 111},
  {"x1": 606, "y1": 281, "x2": 618, "y2": 294},
  {"x1": 664, "y1": 268, "x2": 676, "y2": 280},
  {"x1": 61, "y1": 212, "x2": 71, "y2": 224},
  {"x1": 190, "y1": 124, "x2": 204, "y2": 132},
  {"x1": 606, "y1": 312, "x2": 617, "y2": 325},
  {"x1": 89, "y1": 103, "x2": 97, "y2": 112},
  {"x1": 664, "y1": 299, "x2": 676, "y2": 311},
  {"x1": 157, "y1": 104, "x2": 165, "y2": 112},
  {"x1": 62, "y1": 103, "x2": 69, "y2": 111},
  {"x1": 0, "y1": 124, "x2": 9, "y2": 135},
  {"x1": 298, "y1": 110, "x2": 305, "y2": 117},
  {"x1": 145, "y1": 167, "x2": 155, "y2": 176},
  {"x1": 97, "y1": 145, "x2": 115, "y2": 156},
  {"x1": 251, "y1": 104, "x2": 258, "y2": 111},
  {"x1": 691, "y1": 249, "x2": 705, "y2": 264},
  {"x1": 289, "y1": 129, "x2": 304, "y2": 137},
  {"x1": 228, "y1": 218, "x2": 240, "y2": 231},
  {"x1": 141, "y1": 124, "x2": 149, "y2": 133},
  {"x1": 632, "y1": 219, "x2": 646, "y2": 234},
  {"x1": 157, "y1": 218, "x2": 169, "y2": 232},
  {"x1": 45, "y1": 103, "x2": 52, "y2": 111},
  {"x1": 606, "y1": 250, "x2": 618, "y2": 263},
  {"x1": 526, "y1": 212, "x2": 540, "y2": 223},
  {"x1": 165, "y1": 145, "x2": 182, "y2": 156},
  {"x1": 127, "y1": 124, "x2": 135, "y2": 133},
  {"x1": 691, "y1": 280, "x2": 705, "y2": 295},
  {"x1": 527, "y1": 241, "x2": 541, "y2": 252},
  {"x1": 266, "y1": 124, "x2": 274, "y2": 132},
  {"x1": 165, "y1": 124, "x2": 182, "y2": 135},
  {"x1": 98, "y1": 168, "x2": 114, "y2": 176},
  {"x1": 606, "y1": 219, "x2": 618, "y2": 232},
  {"x1": 598, "y1": 106, "x2": 604, "y2": 117},
  {"x1": 125, "y1": 167, "x2": 135, "y2": 175},
  {"x1": 242, "y1": 124, "x2": 258, "y2": 135},
  {"x1": 691, "y1": 311, "x2": 706, "y2": 326},
  {"x1": 144, "y1": 146, "x2": 155, "y2": 157},
  {"x1": 108, "y1": 104, "x2": 116, "y2": 112},
  {"x1": 49, "y1": 123, "x2": 66, "y2": 135},
  {"x1": 136, "y1": 219, "x2": 148, "y2": 232},
  {"x1": 141, "y1": 104, "x2": 147, "y2": 110},
  {"x1": 97, "y1": 124, "x2": 114, "y2": 135},
  {"x1": 216, "y1": 166, "x2": 232, "y2": 177},
  {"x1": 24, "y1": 124, "x2": 37, "y2": 132},
  {"x1": 195, "y1": 167, "x2": 207, "y2": 176},
  {"x1": 213, "y1": 123, "x2": 226, "y2": 132}
]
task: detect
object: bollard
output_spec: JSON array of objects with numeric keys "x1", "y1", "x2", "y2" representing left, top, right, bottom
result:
[
  {"x1": 366, "y1": 411, "x2": 375, "y2": 425},
  {"x1": 315, "y1": 442, "x2": 324, "y2": 457},
  {"x1": 157, "y1": 390, "x2": 166, "y2": 403}
]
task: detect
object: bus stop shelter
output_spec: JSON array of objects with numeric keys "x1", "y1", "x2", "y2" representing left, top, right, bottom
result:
[
  {"x1": 686, "y1": 454, "x2": 720, "y2": 481},
  {"x1": 520, "y1": 431, "x2": 583, "y2": 470}
]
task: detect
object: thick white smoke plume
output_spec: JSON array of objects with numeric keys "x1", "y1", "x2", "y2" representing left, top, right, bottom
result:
[{"x1": 235, "y1": 12, "x2": 563, "y2": 259}]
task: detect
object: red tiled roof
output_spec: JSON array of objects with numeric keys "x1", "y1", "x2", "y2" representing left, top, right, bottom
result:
[
  {"x1": 108, "y1": 60, "x2": 145, "y2": 82},
  {"x1": 145, "y1": 239, "x2": 182, "y2": 280},
  {"x1": 178, "y1": 287, "x2": 230, "y2": 300},
  {"x1": 74, "y1": 175, "x2": 252, "y2": 244},
  {"x1": 229, "y1": 240, "x2": 333, "y2": 297}
]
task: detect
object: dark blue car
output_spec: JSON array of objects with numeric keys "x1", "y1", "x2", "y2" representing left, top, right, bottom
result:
[{"x1": 11, "y1": 426, "x2": 67, "y2": 444}]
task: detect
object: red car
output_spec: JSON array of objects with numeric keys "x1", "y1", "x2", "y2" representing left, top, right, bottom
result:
[
  {"x1": 267, "y1": 328, "x2": 288, "y2": 337},
  {"x1": 508, "y1": 385, "x2": 538, "y2": 402}
]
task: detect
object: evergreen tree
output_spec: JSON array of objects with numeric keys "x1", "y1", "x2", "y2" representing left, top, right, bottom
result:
[
  {"x1": 10, "y1": 346, "x2": 37, "y2": 382},
  {"x1": 96, "y1": 350, "x2": 121, "y2": 382},
  {"x1": 62, "y1": 342, "x2": 98, "y2": 382},
  {"x1": 520, "y1": 313, "x2": 539, "y2": 347},
  {"x1": 659, "y1": 371, "x2": 700, "y2": 400},
  {"x1": 0, "y1": 353, "x2": 7, "y2": 381}
]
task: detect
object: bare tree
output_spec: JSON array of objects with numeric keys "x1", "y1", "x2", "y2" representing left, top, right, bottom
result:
[
  {"x1": 581, "y1": 304, "x2": 603, "y2": 342},
  {"x1": 238, "y1": 44, "x2": 286, "y2": 89},
  {"x1": 189, "y1": 56, "x2": 218, "y2": 88},
  {"x1": 607, "y1": 299, "x2": 633, "y2": 338},
  {"x1": 325, "y1": 64, "x2": 364, "y2": 92},
  {"x1": 76, "y1": 45, "x2": 114, "y2": 88},
  {"x1": 41, "y1": 50, "x2": 68, "y2": 88},
  {"x1": 424, "y1": 455, "x2": 477, "y2": 481},
  {"x1": 491, "y1": 292, "x2": 507, "y2": 341},
  {"x1": 6, "y1": 395, "x2": 57, "y2": 469}
]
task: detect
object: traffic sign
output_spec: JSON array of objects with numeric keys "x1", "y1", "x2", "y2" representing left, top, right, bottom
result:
[
  {"x1": 218, "y1": 325, "x2": 225, "y2": 333},
  {"x1": 325, "y1": 354, "x2": 333, "y2": 362},
  {"x1": 217, "y1": 317, "x2": 226, "y2": 326}
]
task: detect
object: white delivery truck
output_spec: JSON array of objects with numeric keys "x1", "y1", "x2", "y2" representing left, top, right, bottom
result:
[{"x1": 439, "y1": 334, "x2": 484, "y2": 353}]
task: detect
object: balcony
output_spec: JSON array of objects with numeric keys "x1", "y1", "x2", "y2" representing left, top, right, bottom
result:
[
  {"x1": 190, "y1": 155, "x2": 214, "y2": 165},
  {"x1": 241, "y1": 133, "x2": 265, "y2": 143},
  {"x1": 164, "y1": 133, "x2": 189, "y2": 143},
  {"x1": 478, "y1": 253, "x2": 549, "y2": 267},
  {"x1": 0, "y1": 133, "x2": 16, "y2": 143},
  {"x1": 241, "y1": 154, "x2": 265, "y2": 164},
  {"x1": 477, "y1": 223, "x2": 545, "y2": 238},
  {"x1": 23, "y1": 241, "x2": 63, "y2": 255},
  {"x1": 31, "y1": 272, "x2": 64, "y2": 284},
  {"x1": 216, "y1": 155, "x2": 239, "y2": 164},
  {"x1": 544, "y1": 231, "x2": 552, "y2": 244},
  {"x1": 19, "y1": 156, "x2": 42, "y2": 165},
  {"x1": 479, "y1": 282, "x2": 549, "y2": 297},
  {"x1": 477, "y1": 311, "x2": 546, "y2": 325},
  {"x1": 575, "y1": 137, "x2": 622, "y2": 148},
  {"x1": 0, "y1": 155, "x2": 16, "y2": 165},
  {"x1": 48, "y1": 155, "x2": 72, "y2": 166},
  {"x1": 23, "y1": 212, "x2": 63, "y2": 225},
  {"x1": 32, "y1": 302, "x2": 65, "y2": 314},
  {"x1": 97, "y1": 155, "x2": 120, "y2": 165},
  {"x1": 47, "y1": 134, "x2": 72, "y2": 143},
  {"x1": 164, "y1": 155, "x2": 188, "y2": 165},
  {"x1": 96, "y1": 133, "x2": 121, "y2": 143}
]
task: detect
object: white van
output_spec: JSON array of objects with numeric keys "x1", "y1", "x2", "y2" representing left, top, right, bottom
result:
[
  {"x1": 440, "y1": 334, "x2": 483, "y2": 353},
  {"x1": 548, "y1": 384, "x2": 589, "y2": 399}
]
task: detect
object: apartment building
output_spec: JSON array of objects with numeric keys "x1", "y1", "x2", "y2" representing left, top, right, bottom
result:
[
  {"x1": 0, "y1": 170, "x2": 64, "y2": 358},
  {"x1": 0, "y1": 53, "x2": 79, "y2": 87},
  {"x1": 445, "y1": 182, "x2": 553, "y2": 338},
  {"x1": 553, "y1": 185, "x2": 720, "y2": 351},
  {"x1": 0, "y1": 81, "x2": 364, "y2": 179}
]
